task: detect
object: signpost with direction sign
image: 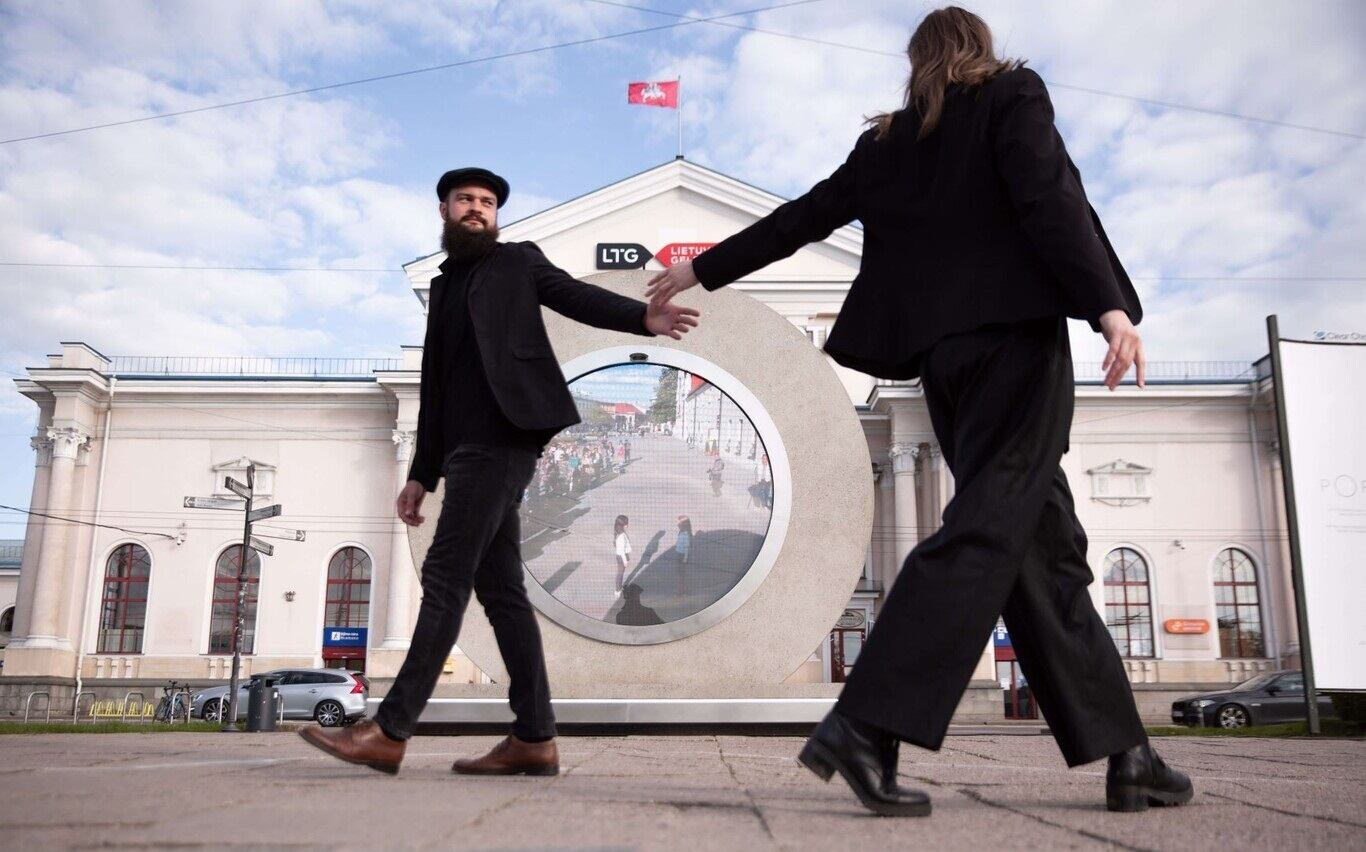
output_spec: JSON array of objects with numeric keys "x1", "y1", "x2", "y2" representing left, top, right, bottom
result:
[{"x1": 183, "y1": 463, "x2": 303, "y2": 731}]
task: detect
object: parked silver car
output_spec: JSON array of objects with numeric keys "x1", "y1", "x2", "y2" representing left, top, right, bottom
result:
[{"x1": 191, "y1": 669, "x2": 368, "y2": 727}]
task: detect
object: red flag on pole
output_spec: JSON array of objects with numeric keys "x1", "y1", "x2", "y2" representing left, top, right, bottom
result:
[{"x1": 627, "y1": 80, "x2": 679, "y2": 109}]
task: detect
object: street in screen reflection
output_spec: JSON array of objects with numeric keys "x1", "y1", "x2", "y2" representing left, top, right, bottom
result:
[{"x1": 519, "y1": 363, "x2": 774, "y2": 626}]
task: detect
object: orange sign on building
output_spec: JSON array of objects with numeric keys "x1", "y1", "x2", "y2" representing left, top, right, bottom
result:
[{"x1": 1163, "y1": 618, "x2": 1210, "y2": 635}]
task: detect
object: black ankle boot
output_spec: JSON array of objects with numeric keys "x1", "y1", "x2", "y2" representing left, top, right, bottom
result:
[
  {"x1": 799, "y1": 710, "x2": 931, "y2": 817},
  {"x1": 1106, "y1": 742, "x2": 1194, "y2": 812}
]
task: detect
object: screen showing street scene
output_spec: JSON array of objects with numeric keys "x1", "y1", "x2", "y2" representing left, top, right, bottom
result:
[{"x1": 519, "y1": 363, "x2": 774, "y2": 627}]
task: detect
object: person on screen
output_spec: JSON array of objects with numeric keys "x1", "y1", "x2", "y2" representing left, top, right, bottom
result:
[
  {"x1": 674, "y1": 515, "x2": 693, "y2": 596},
  {"x1": 614, "y1": 514, "x2": 633, "y2": 595},
  {"x1": 297, "y1": 166, "x2": 699, "y2": 779},
  {"x1": 644, "y1": 5, "x2": 1190, "y2": 818},
  {"x1": 616, "y1": 583, "x2": 663, "y2": 626}
]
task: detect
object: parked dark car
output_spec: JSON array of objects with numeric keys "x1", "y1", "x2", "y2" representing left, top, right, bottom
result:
[{"x1": 1171, "y1": 671, "x2": 1338, "y2": 728}]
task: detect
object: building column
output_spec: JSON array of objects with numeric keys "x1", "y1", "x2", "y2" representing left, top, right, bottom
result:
[
  {"x1": 382, "y1": 428, "x2": 417, "y2": 650},
  {"x1": 11, "y1": 435, "x2": 54, "y2": 641},
  {"x1": 1266, "y1": 440, "x2": 1299, "y2": 664},
  {"x1": 22, "y1": 425, "x2": 90, "y2": 649},
  {"x1": 888, "y1": 442, "x2": 922, "y2": 572},
  {"x1": 930, "y1": 444, "x2": 949, "y2": 532}
]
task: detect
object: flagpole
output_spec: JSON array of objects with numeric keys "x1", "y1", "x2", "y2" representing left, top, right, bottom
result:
[{"x1": 677, "y1": 75, "x2": 683, "y2": 159}]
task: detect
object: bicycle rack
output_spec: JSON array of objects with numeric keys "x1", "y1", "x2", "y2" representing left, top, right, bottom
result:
[
  {"x1": 121, "y1": 691, "x2": 146, "y2": 722},
  {"x1": 71, "y1": 691, "x2": 97, "y2": 723},
  {"x1": 23, "y1": 691, "x2": 51, "y2": 723}
]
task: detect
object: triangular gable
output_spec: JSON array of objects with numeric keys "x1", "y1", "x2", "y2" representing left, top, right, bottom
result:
[{"x1": 403, "y1": 158, "x2": 863, "y2": 305}]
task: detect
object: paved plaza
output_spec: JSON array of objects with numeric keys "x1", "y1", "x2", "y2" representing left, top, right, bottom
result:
[{"x1": 1, "y1": 731, "x2": 1361, "y2": 849}]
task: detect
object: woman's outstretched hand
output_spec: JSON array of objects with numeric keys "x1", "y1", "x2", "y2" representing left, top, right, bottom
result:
[
  {"x1": 644, "y1": 299, "x2": 701, "y2": 340},
  {"x1": 1098, "y1": 309, "x2": 1146, "y2": 391},
  {"x1": 645, "y1": 259, "x2": 700, "y2": 307}
]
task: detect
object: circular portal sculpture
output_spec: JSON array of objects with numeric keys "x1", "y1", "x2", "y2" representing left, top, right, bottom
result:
[{"x1": 408, "y1": 270, "x2": 871, "y2": 687}]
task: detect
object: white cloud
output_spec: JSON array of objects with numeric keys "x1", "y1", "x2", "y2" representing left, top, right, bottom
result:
[{"x1": 658, "y1": 0, "x2": 1366, "y2": 364}]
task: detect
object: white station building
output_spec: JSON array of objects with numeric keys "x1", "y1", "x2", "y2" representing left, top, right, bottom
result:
[{"x1": 1, "y1": 157, "x2": 1295, "y2": 722}]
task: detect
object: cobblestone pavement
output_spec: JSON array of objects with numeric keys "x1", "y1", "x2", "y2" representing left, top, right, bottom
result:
[{"x1": 0, "y1": 731, "x2": 1362, "y2": 849}]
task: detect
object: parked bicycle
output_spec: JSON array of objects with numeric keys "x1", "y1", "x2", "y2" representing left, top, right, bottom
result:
[{"x1": 153, "y1": 680, "x2": 193, "y2": 723}]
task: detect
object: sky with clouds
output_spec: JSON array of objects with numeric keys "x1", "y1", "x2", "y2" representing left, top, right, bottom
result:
[{"x1": 1, "y1": 0, "x2": 1363, "y2": 519}]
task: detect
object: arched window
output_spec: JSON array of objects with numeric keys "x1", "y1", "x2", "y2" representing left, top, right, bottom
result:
[
  {"x1": 0, "y1": 605, "x2": 14, "y2": 647},
  {"x1": 1214, "y1": 548, "x2": 1265, "y2": 658},
  {"x1": 1103, "y1": 548, "x2": 1154, "y2": 658},
  {"x1": 325, "y1": 547, "x2": 371, "y2": 629},
  {"x1": 209, "y1": 545, "x2": 260, "y2": 654},
  {"x1": 97, "y1": 543, "x2": 151, "y2": 653}
]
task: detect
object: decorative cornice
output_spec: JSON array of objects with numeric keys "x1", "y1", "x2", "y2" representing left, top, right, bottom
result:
[
  {"x1": 888, "y1": 441, "x2": 922, "y2": 474},
  {"x1": 45, "y1": 425, "x2": 91, "y2": 461},
  {"x1": 391, "y1": 429, "x2": 416, "y2": 462},
  {"x1": 30, "y1": 435, "x2": 54, "y2": 467}
]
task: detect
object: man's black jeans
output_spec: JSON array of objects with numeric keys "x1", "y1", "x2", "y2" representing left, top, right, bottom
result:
[{"x1": 376, "y1": 443, "x2": 556, "y2": 741}]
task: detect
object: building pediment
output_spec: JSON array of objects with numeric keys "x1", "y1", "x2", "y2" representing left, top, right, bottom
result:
[
  {"x1": 211, "y1": 456, "x2": 276, "y2": 498},
  {"x1": 1086, "y1": 459, "x2": 1153, "y2": 507},
  {"x1": 403, "y1": 158, "x2": 864, "y2": 308}
]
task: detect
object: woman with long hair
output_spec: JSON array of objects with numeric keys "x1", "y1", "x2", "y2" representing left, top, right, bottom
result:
[
  {"x1": 648, "y1": 5, "x2": 1189, "y2": 818},
  {"x1": 613, "y1": 514, "x2": 631, "y2": 595}
]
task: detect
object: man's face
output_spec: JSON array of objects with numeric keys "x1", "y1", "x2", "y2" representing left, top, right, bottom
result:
[{"x1": 440, "y1": 183, "x2": 499, "y2": 231}]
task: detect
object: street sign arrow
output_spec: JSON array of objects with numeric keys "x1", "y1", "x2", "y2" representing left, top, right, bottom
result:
[
  {"x1": 224, "y1": 477, "x2": 251, "y2": 500},
  {"x1": 251, "y1": 529, "x2": 306, "y2": 543},
  {"x1": 247, "y1": 504, "x2": 283, "y2": 522},
  {"x1": 184, "y1": 496, "x2": 246, "y2": 510},
  {"x1": 247, "y1": 536, "x2": 275, "y2": 557}
]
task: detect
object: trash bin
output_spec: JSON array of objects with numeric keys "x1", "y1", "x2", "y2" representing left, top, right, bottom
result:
[{"x1": 246, "y1": 676, "x2": 280, "y2": 732}]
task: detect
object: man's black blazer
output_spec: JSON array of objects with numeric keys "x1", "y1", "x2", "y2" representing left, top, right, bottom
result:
[
  {"x1": 692, "y1": 67, "x2": 1141, "y2": 380},
  {"x1": 407, "y1": 240, "x2": 652, "y2": 491}
]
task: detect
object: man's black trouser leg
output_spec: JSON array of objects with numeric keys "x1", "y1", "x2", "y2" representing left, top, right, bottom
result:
[
  {"x1": 376, "y1": 444, "x2": 556, "y2": 742},
  {"x1": 836, "y1": 316, "x2": 1146, "y2": 767}
]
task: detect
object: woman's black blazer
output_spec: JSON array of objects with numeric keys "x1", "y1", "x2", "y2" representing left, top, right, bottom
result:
[{"x1": 691, "y1": 67, "x2": 1141, "y2": 380}]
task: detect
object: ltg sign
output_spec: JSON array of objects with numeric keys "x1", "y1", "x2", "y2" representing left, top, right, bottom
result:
[{"x1": 596, "y1": 241, "x2": 716, "y2": 270}]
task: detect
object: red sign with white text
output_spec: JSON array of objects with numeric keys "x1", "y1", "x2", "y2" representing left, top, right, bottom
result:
[
  {"x1": 1163, "y1": 619, "x2": 1210, "y2": 635},
  {"x1": 654, "y1": 242, "x2": 715, "y2": 268}
]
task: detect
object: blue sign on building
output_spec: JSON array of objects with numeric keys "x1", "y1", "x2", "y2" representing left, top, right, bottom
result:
[
  {"x1": 323, "y1": 627, "x2": 367, "y2": 647},
  {"x1": 992, "y1": 621, "x2": 1011, "y2": 648}
]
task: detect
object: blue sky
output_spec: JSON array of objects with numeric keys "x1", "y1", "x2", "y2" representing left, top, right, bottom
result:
[{"x1": 1, "y1": 0, "x2": 1364, "y2": 523}]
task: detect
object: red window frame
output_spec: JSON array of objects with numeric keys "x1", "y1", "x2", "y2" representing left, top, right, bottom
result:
[
  {"x1": 1214, "y1": 548, "x2": 1265, "y2": 658},
  {"x1": 96, "y1": 543, "x2": 151, "y2": 654},
  {"x1": 209, "y1": 545, "x2": 260, "y2": 655},
  {"x1": 325, "y1": 546, "x2": 371, "y2": 629},
  {"x1": 1104, "y1": 547, "x2": 1154, "y2": 658}
]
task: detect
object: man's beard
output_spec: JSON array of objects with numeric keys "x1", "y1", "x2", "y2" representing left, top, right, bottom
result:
[{"x1": 441, "y1": 214, "x2": 499, "y2": 259}]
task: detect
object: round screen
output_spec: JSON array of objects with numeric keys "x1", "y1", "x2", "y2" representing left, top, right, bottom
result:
[{"x1": 519, "y1": 362, "x2": 775, "y2": 633}]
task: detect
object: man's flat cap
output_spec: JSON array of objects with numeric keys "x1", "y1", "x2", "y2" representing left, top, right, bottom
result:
[{"x1": 436, "y1": 167, "x2": 510, "y2": 207}]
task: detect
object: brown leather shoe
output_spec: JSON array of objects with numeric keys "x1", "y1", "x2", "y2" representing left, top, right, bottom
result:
[
  {"x1": 298, "y1": 719, "x2": 405, "y2": 775},
  {"x1": 452, "y1": 736, "x2": 559, "y2": 776}
]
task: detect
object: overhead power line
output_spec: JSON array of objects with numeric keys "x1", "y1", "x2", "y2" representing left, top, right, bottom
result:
[
  {"x1": 0, "y1": 503, "x2": 178, "y2": 541},
  {"x1": 0, "y1": 260, "x2": 1359, "y2": 283},
  {"x1": 0, "y1": 262, "x2": 397, "y2": 272},
  {"x1": 0, "y1": 0, "x2": 824, "y2": 145},
  {"x1": 585, "y1": 0, "x2": 1366, "y2": 141}
]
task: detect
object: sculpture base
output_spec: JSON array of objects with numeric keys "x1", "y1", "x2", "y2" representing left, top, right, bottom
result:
[{"x1": 366, "y1": 680, "x2": 1005, "y2": 728}]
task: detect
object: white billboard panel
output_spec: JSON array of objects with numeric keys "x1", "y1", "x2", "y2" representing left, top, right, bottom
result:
[{"x1": 1279, "y1": 340, "x2": 1366, "y2": 691}]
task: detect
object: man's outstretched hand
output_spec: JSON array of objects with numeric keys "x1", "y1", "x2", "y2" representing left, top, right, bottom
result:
[
  {"x1": 645, "y1": 259, "x2": 700, "y2": 307},
  {"x1": 644, "y1": 298, "x2": 701, "y2": 340},
  {"x1": 396, "y1": 480, "x2": 427, "y2": 526}
]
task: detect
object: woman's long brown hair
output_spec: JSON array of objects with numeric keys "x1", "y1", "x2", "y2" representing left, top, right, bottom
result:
[{"x1": 868, "y1": 6, "x2": 1021, "y2": 140}]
